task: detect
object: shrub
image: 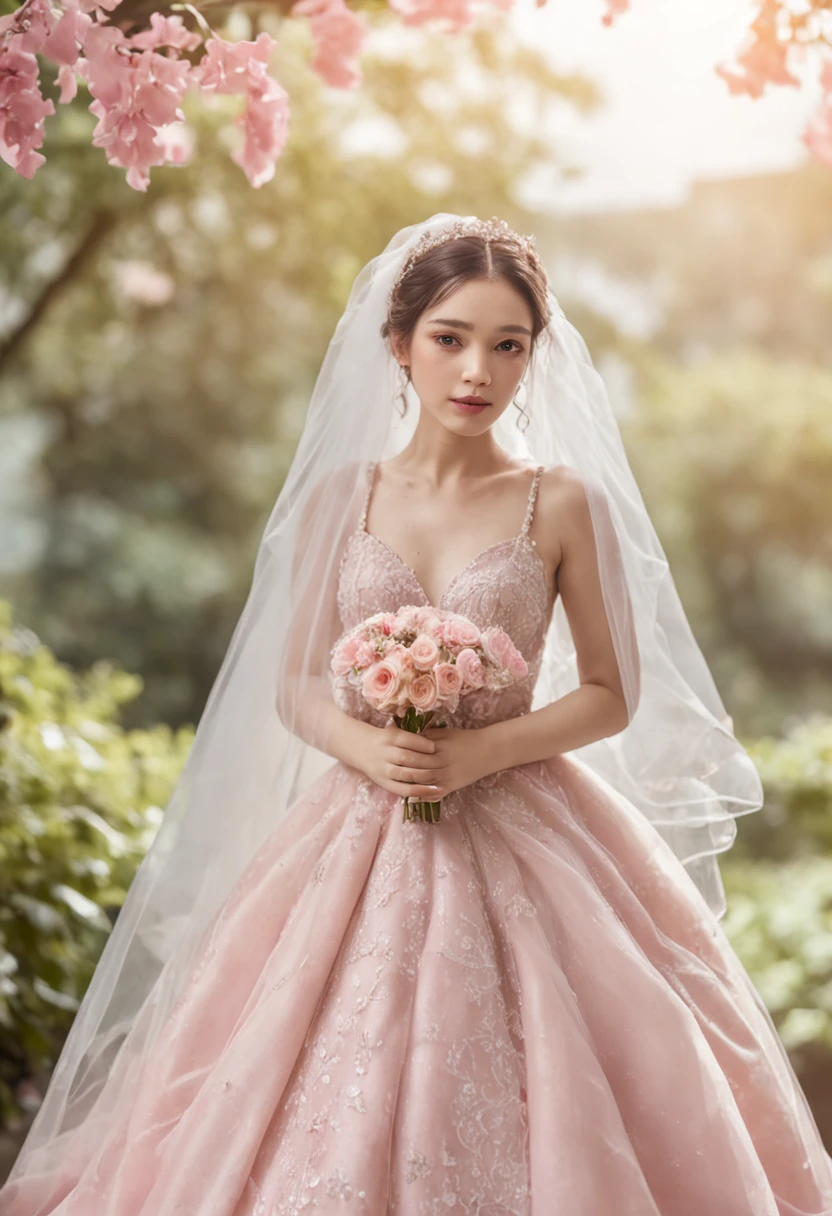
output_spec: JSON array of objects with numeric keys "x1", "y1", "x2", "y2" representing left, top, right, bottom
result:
[{"x1": 0, "y1": 600, "x2": 193, "y2": 1125}]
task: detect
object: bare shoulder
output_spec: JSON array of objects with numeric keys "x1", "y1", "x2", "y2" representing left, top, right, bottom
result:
[
  {"x1": 533, "y1": 465, "x2": 590, "y2": 562},
  {"x1": 538, "y1": 464, "x2": 589, "y2": 510}
]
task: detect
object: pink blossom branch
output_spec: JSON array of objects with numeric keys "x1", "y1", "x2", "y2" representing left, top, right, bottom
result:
[
  {"x1": 604, "y1": 0, "x2": 832, "y2": 168},
  {"x1": 5, "y1": 0, "x2": 832, "y2": 191},
  {"x1": 0, "y1": 0, "x2": 366, "y2": 189}
]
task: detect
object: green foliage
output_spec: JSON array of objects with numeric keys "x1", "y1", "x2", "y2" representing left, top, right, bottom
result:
[
  {"x1": 722, "y1": 857, "x2": 832, "y2": 1059},
  {"x1": 740, "y1": 715, "x2": 832, "y2": 858},
  {"x1": 0, "y1": 600, "x2": 192, "y2": 1125},
  {"x1": 721, "y1": 715, "x2": 832, "y2": 1067},
  {"x1": 626, "y1": 350, "x2": 832, "y2": 736}
]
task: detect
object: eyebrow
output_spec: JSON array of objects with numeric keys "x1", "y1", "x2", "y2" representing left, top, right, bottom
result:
[{"x1": 428, "y1": 317, "x2": 532, "y2": 337}]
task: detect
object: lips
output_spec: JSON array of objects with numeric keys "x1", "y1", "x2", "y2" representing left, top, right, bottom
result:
[{"x1": 452, "y1": 397, "x2": 491, "y2": 405}]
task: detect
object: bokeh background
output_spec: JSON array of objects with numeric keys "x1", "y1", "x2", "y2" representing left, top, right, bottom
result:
[{"x1": 2, "y1": 0, "x2": 832, "y2": 1177}]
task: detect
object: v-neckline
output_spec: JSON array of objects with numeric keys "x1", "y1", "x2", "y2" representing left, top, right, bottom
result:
[
  {"x1": 356, "y1": 461, "x2": 545, "y2": 609},
  {"x1": 361, "y1": 530, "x2": 530, "y2": 610}
]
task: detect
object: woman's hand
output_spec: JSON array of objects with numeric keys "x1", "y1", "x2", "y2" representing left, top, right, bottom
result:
[
  {"x1": 418, "y1": 723, "x2": 494, "y2": 799},
  {"x1": 356, "y1": 721, "x2": 444, "y2": 801}
]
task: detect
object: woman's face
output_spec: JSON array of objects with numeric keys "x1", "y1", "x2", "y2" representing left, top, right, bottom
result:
[{"x1": 393, "y1": 276, "x2": 534, "y2": 435}]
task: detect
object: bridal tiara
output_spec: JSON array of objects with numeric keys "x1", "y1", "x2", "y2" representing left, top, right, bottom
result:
[{"x1": 391, "y1": 216, "x2": 549, "y2": 294}]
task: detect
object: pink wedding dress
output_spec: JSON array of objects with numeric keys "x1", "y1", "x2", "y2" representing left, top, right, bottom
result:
[{"x1": 5, "y1": 463, "x2": 832, "y2": 1216}]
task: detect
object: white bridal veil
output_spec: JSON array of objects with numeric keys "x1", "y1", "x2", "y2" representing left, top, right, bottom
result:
[{"x1": 0, "y1": 212, "x2": 764, "y2": 1213}]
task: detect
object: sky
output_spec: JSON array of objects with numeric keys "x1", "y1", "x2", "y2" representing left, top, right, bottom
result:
[{"x1": 508, "y1": 0, "x2": 824, "y2": 213}]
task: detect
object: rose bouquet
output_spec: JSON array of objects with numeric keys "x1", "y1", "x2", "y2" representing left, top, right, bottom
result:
[{"x1": 329, "y1": 604, "x2": 529, "y2": 823}]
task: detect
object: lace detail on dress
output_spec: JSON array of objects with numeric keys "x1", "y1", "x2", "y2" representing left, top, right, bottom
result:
[
  {"x1": 225, "y1": 773, "x2": 533, "y2": 1214},
  {"x1": 230, "y1": 469, "x2": 556, "y2": 1210},
  {"x1": 336, "y1": 463, "x2": 553, "y2": 733}
]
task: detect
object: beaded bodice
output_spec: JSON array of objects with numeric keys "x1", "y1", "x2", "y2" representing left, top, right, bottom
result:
[{"x1": 336, "y1": 462, "x2": 554, "y2": 729}]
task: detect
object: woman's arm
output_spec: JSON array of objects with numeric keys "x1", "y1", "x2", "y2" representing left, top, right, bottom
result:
[
  {"x1": 482, "y1": 465, "x2": 634, "y2": 773},
  {"x1": 274, "y1": 465, "x2": 375, "y2": 767},
  {"x1": 274, "y1": 467, "x2": 442, "y2": 799}
]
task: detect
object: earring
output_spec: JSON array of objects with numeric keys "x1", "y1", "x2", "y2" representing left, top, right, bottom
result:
[
  {"x1": 513, "y1": 381, "x2": 530, "y2": 432},
  {"x1": 396, "y1": 364, "x2": 410, "y2": 417}
]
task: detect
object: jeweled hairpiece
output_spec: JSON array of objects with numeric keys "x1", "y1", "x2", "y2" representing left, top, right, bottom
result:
[{"x1": 391, "y1": 216, "x2": 549, "y2": 295}]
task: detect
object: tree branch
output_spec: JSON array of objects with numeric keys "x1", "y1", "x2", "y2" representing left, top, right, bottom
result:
[{"x1": 0, "y1": 208, "x2": 118, "y2": 378}]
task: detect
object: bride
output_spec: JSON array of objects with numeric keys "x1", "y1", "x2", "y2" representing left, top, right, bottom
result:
[{"x1": 2, "y1": 213, "x2": 831, "y2": 1215}]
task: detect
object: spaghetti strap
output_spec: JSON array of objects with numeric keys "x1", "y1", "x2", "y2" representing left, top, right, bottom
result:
[
  {"x1": 358, "y1": 461, "x2": 377, "y2": 533},
  {"x1": 520, "y1": 465, "x2": 544, "y2": 540},
  {"x1": 360, "y1": 460, "x2": 541, "y2": 539}
]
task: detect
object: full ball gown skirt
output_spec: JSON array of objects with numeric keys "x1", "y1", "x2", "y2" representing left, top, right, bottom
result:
[{"x1": 3, "y1": 461, "x2": 832, "y2": 1215}]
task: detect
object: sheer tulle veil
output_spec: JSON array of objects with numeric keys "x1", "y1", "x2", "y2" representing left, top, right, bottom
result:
[{"x1": 0, "y1": 212, "x2": 764, "y2": 1211}]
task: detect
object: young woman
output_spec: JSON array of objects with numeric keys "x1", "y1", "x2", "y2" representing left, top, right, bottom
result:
[{"x1": 3, "y1": 214, "x2": 831, "y2": 1215}]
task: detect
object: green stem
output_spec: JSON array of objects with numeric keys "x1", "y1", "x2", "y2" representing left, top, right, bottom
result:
[{"x1": 394, "y1": 713, "x2": 444, "y2": 824}]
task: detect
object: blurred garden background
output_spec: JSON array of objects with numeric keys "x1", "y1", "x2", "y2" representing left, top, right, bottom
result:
[{"x1": 2, "y1": 0, "x2": 832, "y2": 1178}]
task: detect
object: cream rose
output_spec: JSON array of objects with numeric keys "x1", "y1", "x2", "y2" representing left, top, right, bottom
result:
[{"x1": 410, "y1": 633, "x2": 440, "y2": 670}]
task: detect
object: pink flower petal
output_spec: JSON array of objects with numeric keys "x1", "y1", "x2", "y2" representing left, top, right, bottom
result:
[
  {"x1": 290, "y1": 0, "x2": 366, "y2": 89},
  {"x1": 387, "y1": 0, "x2": 473, "y2": 32},
  {"x1": 601, "y1": 0, "x2": 628, "y2": 26},
  {"x1": 57, "y1": 62, "x2": 78, "y2": 103},
  {"x1": 3, "y1": 0, "x2": 53, "y2": 56},
  {"x1": 193, "y1": 32, "x2": 277, "y2": 96},
  {"x1": 130, "y1": 13, "x2": 201, "y2": 54},
  {"x1": 0, "y1": 43, "x2": 54, "y2": 178},
  {"x1": 192, "y1": 33, "x2": 289, "y2": 186},
  {"x1": 41, "y1": 6, "x2": 91, "y2": 67}
]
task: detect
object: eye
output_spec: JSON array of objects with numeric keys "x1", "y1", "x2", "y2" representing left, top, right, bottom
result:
[{"x1": 433, "y1": 334, "x2": 524, "y2": 352}]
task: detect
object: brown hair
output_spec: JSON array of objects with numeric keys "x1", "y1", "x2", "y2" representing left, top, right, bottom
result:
[
  {"x1": 382, "y1": 233, "x2": 550, "y2": 343},
  {"x1": 380, "y1": 233, "x2": 550, "y2": 427}
]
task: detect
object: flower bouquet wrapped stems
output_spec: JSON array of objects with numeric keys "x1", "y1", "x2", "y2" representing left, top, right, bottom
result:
[
  {"x1": 329, "y1": 603, "x2": 529, "y2": 827},
  {"x1": 394, "y1": 706, "x2": 447, "y2": 823}
]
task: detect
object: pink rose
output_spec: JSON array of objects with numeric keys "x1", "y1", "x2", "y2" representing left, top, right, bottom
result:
[
  {"x1": 374, "y1": 647, "x2": 418, "y2": 713},
  {"x1": 409, "y1": 672, "x2": 438, "y2": 712},
  {"x1": 507, "y1": 650, "x2": 529, "y2": 679},
  {"x1": 480, "y1": 627, "x2": 515, "y2": 669},
  {"x1": 443, "y1": 614, "x2": 480, "y2": 649},
  {"x1": 362, "y1": 659, "x2": 400, "y2": 708},
  {"x1": 455, "y1": 647, "x2": 485, "y2": 689},
  {"x1": 434, "y1": 662, "x2": 461, "y2": 700},
  {"x1": 410, "y1": 633, "x2": 440, "y2": 670},
  {"x1": 331, "y1": 634, "x2": 361, "y2": 677}
]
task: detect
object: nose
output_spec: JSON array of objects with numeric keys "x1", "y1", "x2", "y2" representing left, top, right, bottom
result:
[{"x1": 462, "y1": 345, "x2": 491, "y2": 387}]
